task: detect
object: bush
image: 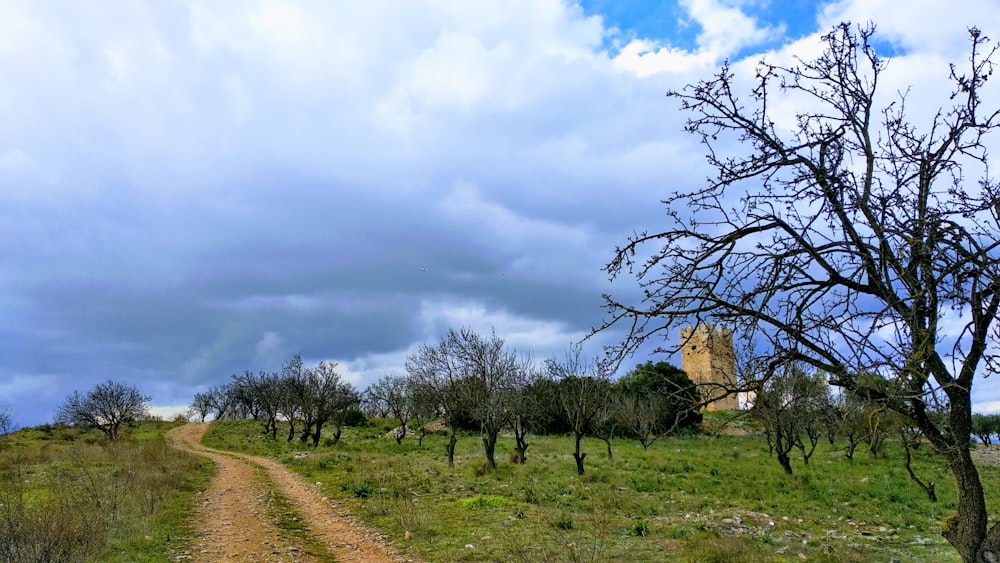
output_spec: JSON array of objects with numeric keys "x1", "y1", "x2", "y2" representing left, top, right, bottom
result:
[{"x1": 341, "y1": 408, "x2": 368, "y2": 427}]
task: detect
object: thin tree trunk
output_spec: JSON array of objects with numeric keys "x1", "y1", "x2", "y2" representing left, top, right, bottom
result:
[
  {"x1": 572, "y1": 432, "x2": 586, "y2": 475},
  {"x1": 483, "y1": 434, "x2": 498, "y2": 470},
  {"x1": 514, "y1": 430, "x2": 529, "y2": 464},
  {"x1": 311, "y1": 420, "x2": 326, "y2": 447},
  {"x1": 446, "y1": 433, "x2": 457, "y2": 468}
]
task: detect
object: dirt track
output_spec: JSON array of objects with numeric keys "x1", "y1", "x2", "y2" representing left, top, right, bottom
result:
[{"x1": 167, "y1": 423, "x2": 408, "y2": 562}]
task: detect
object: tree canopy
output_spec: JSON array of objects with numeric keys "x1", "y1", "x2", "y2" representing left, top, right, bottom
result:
[{"x1": 56, "y1": 379, "x2": 150, "y2": 441}]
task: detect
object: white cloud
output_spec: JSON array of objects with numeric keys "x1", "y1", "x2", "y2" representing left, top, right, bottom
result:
[
  {"x1": 683, "y1": 0, "x2": 781, "y2": 55},
  {"x1": 612, "y1": 39, "x2": 716, "y2": 76},
  {"x1": 148, "y1": 404, "x2": 191, "y2": 421},
  {"x1": 819, "y1": 0, "x2": 1000, "y2": 56},
  {"x1": 613, "y1": 0, "x2": 781, "y2": 77},
  {"x1": 416, "y1": 298, "x2": 586, "y2": 351}
]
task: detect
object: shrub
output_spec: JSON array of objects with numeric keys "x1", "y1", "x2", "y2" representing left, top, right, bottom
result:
[
  {"x1": 347, "y1": 480, "x2": 375, "y2": 499},
  {"x1": 341, "y1": 408, "x2": 368, "y2": 428}
]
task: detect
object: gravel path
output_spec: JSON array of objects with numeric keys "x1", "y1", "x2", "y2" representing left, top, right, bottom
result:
[{"x1": 167, "y1": 423, "x2": 408, "y2": 563}]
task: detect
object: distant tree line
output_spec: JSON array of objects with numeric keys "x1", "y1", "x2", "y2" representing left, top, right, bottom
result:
[
  {"x1": 189, "y1": 354, "x2": 361, "y2": 447},
  {"x1": 364, "y1": 328, "x2": 703, "y2": 475}
]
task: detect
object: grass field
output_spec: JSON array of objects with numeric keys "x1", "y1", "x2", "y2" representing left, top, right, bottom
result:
[
  {"x1": 203, "y1": 416, "x2": 996, "y2": 562},
  {"x1": 0, "y1": 421, "x2": 213, "y2": 562}
]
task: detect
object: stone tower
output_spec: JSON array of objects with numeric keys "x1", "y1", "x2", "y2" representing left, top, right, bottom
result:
[{"x1": 680, "y1": 325, "x2": 738, "y2": 411}]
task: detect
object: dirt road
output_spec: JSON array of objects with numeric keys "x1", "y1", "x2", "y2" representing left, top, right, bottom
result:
[{"x1": 167, "y1": 423, "x2": 408, "y2": 563}]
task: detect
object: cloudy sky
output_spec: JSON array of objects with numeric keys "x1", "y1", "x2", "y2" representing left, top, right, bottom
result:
[{"x1": 3, "y1": 0, "x2": 999, "y2": 426}]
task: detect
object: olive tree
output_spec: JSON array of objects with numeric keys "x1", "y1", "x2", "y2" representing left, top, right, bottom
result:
[
  {"x1": 55, "y1": 379, "x2": 150, "y2": 441},
  {"x1": 597, "y1": 24, "x2": 1000, "y2": 561},
  {"x1": 971, "y1": 413, "x2": 1000, "y2": 446}
]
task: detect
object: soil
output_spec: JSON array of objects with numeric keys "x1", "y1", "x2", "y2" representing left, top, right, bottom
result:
[{"x1": 167, "y1": 423, "x2": 411, "y2": 563}]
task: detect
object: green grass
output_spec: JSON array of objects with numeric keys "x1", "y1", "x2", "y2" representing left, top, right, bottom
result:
[
  {"x1": 203, "y1": 418, "x2": 998, "y2": 562},
  {"x1": 0, "y1": 421, "x2": 213, "y2": 562}
]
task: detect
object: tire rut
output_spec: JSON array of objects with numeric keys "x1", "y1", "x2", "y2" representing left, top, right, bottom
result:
[{"x1": 167, "y1": 423, "x2": 409, "y2": 563}]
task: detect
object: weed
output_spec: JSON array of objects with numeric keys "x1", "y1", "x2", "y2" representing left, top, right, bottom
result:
[
  {"x1": 553, "y1": 513, "x2": 574, "y2": 530},
  {"x1": 347, "y1": 480, "x2": 375, "y2": 499},
  {"x1": 523, "y1": 485, "x2": 538, "y2": 504},
  {"x1": 669, "y1": 526, "x2": 691, "y2": 539}
]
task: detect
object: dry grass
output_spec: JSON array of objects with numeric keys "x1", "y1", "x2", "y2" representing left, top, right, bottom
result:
[{"x1": 0, "y1": 422, "x2": 210, "y2": 562}]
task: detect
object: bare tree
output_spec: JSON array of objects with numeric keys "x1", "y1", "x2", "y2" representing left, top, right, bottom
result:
[
  {"x1": 190, "y1": 392, "x2": 213, "y2": 422},
  {"x1": 55, "y1": 380, "x2": 150, "y2": 441},
  {"x1": 311, "y1": 361, "x2": 359, "y2": 446},
  {"x1": 366, "y1": 374, "x2": 414, "y2": 444},
  {"x1": 232, "y1": 370, "x2": 282, "y2": 439},
  {"x1": 591, "y1": 394, "x2": 622, "y2": 460},
  {"x1": 446, "y1": 328, "x2": 521, "y2": 471},
  {"x1": 831, "y1": 390, "x2": 871, "y2": 463},
  {"x1": 200, "y1": 384, "x2": 235, "y2": 421},
  {"x1": 750, "y1": 363, "x2": 830, "y2": 473},
  {"x1": 616, "y1": 361, "x2": 703, "y2": 452},
  {"x1": 546, "y1": 344, "x2": 612, "y2": 475},
  {"x1": 0, "y1": 404, "x2": 12, "y2": 436},
  {"x1": 617, "y1": 394, "x2": 667, "y2": 451},
  {"x1": 406, "y1": 328, "x2": 521, "y2": 469},
  {"x1": 406, "y1": 336, "x2": 468, "y2": 467},
  {"x1": 508, "y1": 361, "x2": 547, "y2": 464},
  {"x1": 281, "y1": 356, "x2": 310, "y2": 442},
  {"x1": 598, "y1": 23, "x2": 1000, "y2": 561},
  {"x1": 406, "y1": 376, "x2": 438, "y2": 447}
]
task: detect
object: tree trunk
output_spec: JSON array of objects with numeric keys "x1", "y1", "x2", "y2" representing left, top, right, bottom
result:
[
  {"x1": 776, "y1": 451, "x2": 793, "y2": 475},
  {"x1": 446, "y1": 433, "x2": 457, "y2": 468},
  {"x1": 482, "y1": 434, "x2": 498, "y2": 471},
  {"x1": 603, "y1": 437, "x2": 613, "y2": 460},
  {"x1": 573, "y1": 432, "x2": 586, "y2": 475},
  {"x1": 943, "y1": 448, "x2": 992, "y2": 562},
  {"x1": 299, "y1": 420, "x2": 313, "y2": 444},
  {"x1": 311, "y1": 420, "x2": 326, "y2": 447},
  {"x1": 514, "y1": 433, "x2": 529, "y2": 464}
]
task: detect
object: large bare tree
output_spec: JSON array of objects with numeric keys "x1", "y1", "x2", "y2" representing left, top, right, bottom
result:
[
  {"x1": 407, "y1": 328, "x2": 520, "y2": 470},
  {"x1": 406, "y1": 333, "x2": 469, "y2": 467},
  {"x1": 598, "y1": 24, "x2": 1000, "y2": 562},
  {"x1": 55, "y1": 379, "x2": 150, "y2": 441}
]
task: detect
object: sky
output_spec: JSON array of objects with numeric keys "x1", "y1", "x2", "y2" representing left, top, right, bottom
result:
[{"x1": 3, "y1": 0, "x2": 1000, "y2": 427}]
